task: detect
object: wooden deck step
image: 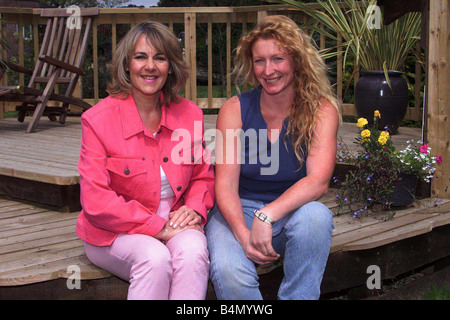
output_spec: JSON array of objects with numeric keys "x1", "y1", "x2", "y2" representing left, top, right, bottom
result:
[{"x1": 1, "y1": 194, "x2": 449, "y2": 287}]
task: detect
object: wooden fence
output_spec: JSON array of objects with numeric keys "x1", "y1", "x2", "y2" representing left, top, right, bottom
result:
[{"x1": 0, "y1": 4, "x2": 424, "y2": 121}]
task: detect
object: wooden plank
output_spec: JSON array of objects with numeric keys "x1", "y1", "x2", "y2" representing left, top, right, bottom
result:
[
  {"x1": 332, "y1": 201, "x2": 450, "y2": 252},
  {"x1": 0, "y1": 210, "x2": 77, "y2": 230},
  {"x1": 343, "y1": 210, "x2": 450, "y2": 251},
  {"x1": 0, "y1": 233, "x2": 80, "y2": 255},
  {"x1": 0, "y1": 223, "x2": 75, "y2": 246},
  {"x1": 0, "y1": 239, "x2": 82, "y2": 267},
  {"x1": 0, "y1": 255, "x2": 110, "y2": 286},
  {"x1": 0, "y1": 203, "x2": 40, "y2": 215}
]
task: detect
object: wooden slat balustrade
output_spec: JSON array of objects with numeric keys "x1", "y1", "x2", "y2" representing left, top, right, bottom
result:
[{"x1": 0, "y1": 5, "x2": 425, "y2": 121}]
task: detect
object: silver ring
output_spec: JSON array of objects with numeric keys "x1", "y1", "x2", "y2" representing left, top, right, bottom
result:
[{"x1": 184, "y1": 210, "x2": 189, "y2": 215}]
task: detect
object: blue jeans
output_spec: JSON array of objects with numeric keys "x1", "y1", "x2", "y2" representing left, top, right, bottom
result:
[{"x1": 205, "y1": 198, "x2": 334, "y2": 300}]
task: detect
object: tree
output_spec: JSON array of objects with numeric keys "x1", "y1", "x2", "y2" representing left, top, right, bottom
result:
[
  {"x1": 38, "y1": 0, "x2": 130, "y2": 8},
  {"x1": 157, "y1": 0, "x2": 270, "y2": 7}
]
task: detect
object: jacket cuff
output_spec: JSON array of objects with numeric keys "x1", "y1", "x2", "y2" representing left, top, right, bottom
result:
[{"x1": 133, "y1": 215, "x2": 166, "y2": 237}]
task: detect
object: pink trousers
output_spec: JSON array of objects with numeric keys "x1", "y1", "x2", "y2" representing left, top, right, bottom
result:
[{"x1": 82, "y1": 229, "x2": 209, "y2": 300}]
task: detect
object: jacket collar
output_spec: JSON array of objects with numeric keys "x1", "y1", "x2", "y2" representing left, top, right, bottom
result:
[{"x1": 119, "y1": 93, "x2": 181, "y2": 139}]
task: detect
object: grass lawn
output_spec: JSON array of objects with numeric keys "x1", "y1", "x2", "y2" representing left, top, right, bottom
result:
[{"x1": 420, "y1": 284, "x2": 450, "y2": 300}]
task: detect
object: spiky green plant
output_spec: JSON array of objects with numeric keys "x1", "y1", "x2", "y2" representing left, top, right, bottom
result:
[{"x1": 272, "y1": 0, "x2": 421, "y2": 83}]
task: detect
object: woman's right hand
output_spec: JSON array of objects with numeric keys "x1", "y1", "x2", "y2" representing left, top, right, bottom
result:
[{"x1": 155, "y1": 220, "x2": 204, "y2": 243}]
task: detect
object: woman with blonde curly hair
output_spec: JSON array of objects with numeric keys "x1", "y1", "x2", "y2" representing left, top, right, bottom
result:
[{"x1": 205, "y1": 15, "x2": 340, "y2": 300}]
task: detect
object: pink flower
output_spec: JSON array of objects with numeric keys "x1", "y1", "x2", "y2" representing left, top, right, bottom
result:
[
  {"x1": 436, "y1": 155, "x2": 443, "y2": 164},
  {"x1": 419, "y1": 144, "x2": 428, "y2": 154}
]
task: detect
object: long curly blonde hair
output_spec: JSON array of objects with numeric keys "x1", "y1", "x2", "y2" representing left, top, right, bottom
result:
[{"x1": 234, "y1": 15, "x2": 341, "y2": 167}]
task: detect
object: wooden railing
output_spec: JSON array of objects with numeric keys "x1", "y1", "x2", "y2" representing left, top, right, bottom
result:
[{"x1": 0, "y1": 5, "x2": 424, "y2": 121}]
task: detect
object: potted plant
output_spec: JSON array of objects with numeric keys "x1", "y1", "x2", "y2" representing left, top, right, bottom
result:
[
  {"x1": 273, "y1": 0, "x2": 422, "y2": 133},
  {"x1": 335, "y1": 111, "x2": 442, "y2": 218}
]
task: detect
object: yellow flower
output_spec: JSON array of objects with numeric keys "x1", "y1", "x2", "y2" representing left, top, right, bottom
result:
[
  {"x1": 378, "y1": 136, "x2": 387, "y2": 145},
  {"x1": 378, "y1": 132, "x2": 389, "y2": 145},
  {"x1": 380, "y1": 131, "x2": 389, "y2": 139},
  {"x1": 357, "y1": 118, "x2": 368, "y2": 128},
  {"x1": 374, "y1": 110, "x2": 381, "y2": 118},
  {"x1": 361, "y1": 129, "x2": 371, "y2": 139}
]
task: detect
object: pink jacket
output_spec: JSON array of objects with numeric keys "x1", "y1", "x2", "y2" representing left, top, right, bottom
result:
[{"x1": 76, "y1": 94, "x2": 215, "y2": 246}]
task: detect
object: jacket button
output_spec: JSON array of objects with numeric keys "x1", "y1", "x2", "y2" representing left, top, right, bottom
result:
[
  {"x1": 124, "y1": 168, "x2": 130, "y2": 175},
  {"x1": 177, "y1": 186, "x2": 182, "y2": 191},
  {"x1": 163, "y1": 157, "x2": 168, "y2": 162}
]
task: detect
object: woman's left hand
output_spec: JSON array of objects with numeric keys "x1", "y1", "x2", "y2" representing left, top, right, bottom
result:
[{"x1": 169, "y1": 206, "x2": 202, "y2": 228}]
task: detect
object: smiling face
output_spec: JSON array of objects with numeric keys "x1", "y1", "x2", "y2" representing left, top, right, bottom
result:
[
  {"x1": 251, "y1": 38, "x2": 295, "y2": 97},
  {"x1": 127, "y1": 34, "x2": 171, "y2": 102}
]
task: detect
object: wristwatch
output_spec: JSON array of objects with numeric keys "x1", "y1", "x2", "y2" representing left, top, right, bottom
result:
[{"x1": 253, "y1": 209, "x2": 275, "y2": 226}]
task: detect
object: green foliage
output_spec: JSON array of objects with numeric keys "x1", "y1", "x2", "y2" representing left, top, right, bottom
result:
[
  {"x1": 335, "y1": 111, "x2": 441, "y2": 218},
  {"x1": 272, "y1": 0, "x2": 421, "y2": 77},
  {"x1": 156, "y1": 0, "x2": 270, "y2": 6},
  {"x1": 396, "y1": 141, "x2": 439, "y2": 183},
  {"x1": 39, "y1": 0, "x2": 131, "y2": 8},
  {"x1": 336, "y1": 113, "x2": 400, "y2": 217},
  {"x1": 420, "y1": 284, "x2": 450, "y2": 300}
]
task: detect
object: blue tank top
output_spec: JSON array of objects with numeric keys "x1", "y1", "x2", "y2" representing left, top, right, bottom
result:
[{"x1": 238, "y1": 88, "x2": 307, "y2": 202}]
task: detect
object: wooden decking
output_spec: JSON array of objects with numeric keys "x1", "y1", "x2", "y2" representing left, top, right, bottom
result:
[
  {"x1": 0, "y1": 115, "x2": 422, "y2": 187},
  {"x1": 0, "y1": 192, "x2": 449, "y2": 287},
  {"x1": 0, "y1": 117, "x2": 81, "y2": 186},
  {"x1": 0, "y1": 116, "x2": 448, "y2": 298}
]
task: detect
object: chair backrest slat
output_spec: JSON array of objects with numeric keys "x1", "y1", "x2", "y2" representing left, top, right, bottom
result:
[
  {"x1": 26, "y1": 8, "x2": 99, "y2": 90},
  {"x1": 63, "y1": 17, "x2": 84, "y2": 78}
]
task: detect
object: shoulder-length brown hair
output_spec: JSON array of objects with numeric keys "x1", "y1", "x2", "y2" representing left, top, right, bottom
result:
[
  {"x1": 234, "y1": 15, "x2": 341, "y2": 167},
  {"x1": 107, "y1": 21, "x2": 189, "y2": 107}
]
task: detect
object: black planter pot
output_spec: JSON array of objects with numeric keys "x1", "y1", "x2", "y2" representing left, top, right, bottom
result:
[
  {"x1": 355, "y1": 71, "x2": 408, "y2": 134},
  {"x1": 390, "y1": 172, "x2": 418, "y2": 207}
]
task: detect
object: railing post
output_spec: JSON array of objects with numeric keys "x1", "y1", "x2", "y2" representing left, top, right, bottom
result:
[
  {"x1": 207, "y1": 15, "x2": 212, "y2": 109},
  {"x1": 427, "y1": 0, "x2": 449, "y2": 199},
  {"x1": 184, "y1": 12, "x2": 196, "y2": 104},
  {"x1": 18, "y1": 14, "x2": 24, "y2": 88},
  {"x1": 226, "y1": 13, "x2": 231, "y2": 99},
  {"x1": 93, "y1": 18, "x2": 99, "y2": 104},
  {"x1": 0, "y1": 12, "x2": 4, "y2": 119},
  {"x1": 257, "y1": 10, "x2": 267, "y2": 22}
]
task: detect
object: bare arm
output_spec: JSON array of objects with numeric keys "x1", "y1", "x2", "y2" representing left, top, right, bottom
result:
[
  {"x1": 249, "y1": 100, "x2": 339, "y2": 254},
  {"x1": 215, "y1": 96, "x2": 279, "y2": 265}
]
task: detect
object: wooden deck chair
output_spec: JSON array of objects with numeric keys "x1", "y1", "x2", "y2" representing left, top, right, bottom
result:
[{"x1": 0, "y1": 7, "x2": 99, "y2": 133}]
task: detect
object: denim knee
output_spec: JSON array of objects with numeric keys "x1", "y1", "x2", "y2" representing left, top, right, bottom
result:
[{"x1": 287, "y1": 201, "x2": 334, "y2": 232}]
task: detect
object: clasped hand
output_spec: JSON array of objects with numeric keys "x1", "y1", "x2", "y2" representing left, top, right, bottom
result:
[
  {"x1": 244, "y1": 218, "x2": 280, "y2": 266},
  {"x1": 155, "y1": 206, "x2": 203, "y2": 243}
]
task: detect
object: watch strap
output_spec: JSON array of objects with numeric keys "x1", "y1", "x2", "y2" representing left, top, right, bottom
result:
[{"x1": 253, "y1": 209, "x2": 275, "y2": 226}]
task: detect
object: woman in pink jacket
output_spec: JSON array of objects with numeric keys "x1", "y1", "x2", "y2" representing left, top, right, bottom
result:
[{"x1": 76, "y1": 21, "x2": 215, "y2": 300}]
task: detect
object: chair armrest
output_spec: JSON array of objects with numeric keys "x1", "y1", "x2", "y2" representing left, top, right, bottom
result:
[
  {"x1": 0, "y1": 60, "x2": 33, "y2": 75},
  {"x1": 38, "y1": 55, "x2": 85, "y2": 76}
]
